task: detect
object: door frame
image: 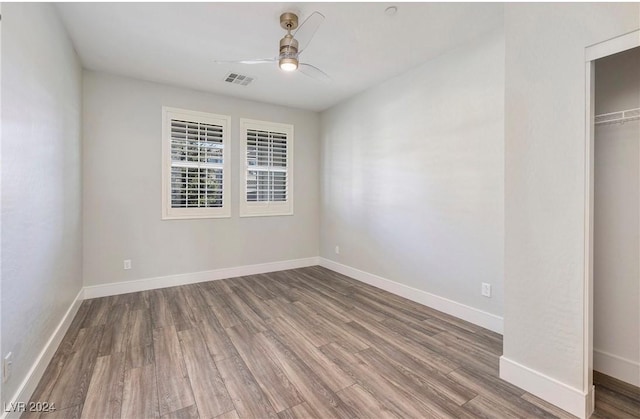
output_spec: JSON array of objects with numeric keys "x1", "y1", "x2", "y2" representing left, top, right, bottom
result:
[{"x1": 583, "y1": 28, "x2": 640, "y2": 415}]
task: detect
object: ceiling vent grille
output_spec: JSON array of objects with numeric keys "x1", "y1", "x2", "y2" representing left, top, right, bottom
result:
[{"x1": 224, "y1": 73, "x2": 254, "y2": 86}]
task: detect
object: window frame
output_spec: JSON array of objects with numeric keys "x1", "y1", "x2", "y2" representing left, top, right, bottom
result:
[
  {"x1": 162, "y1": 107, "x2": 231, "y2": 220},
  {"x1": 239, "y1": 118, "x2": 294, "y2": 217}
]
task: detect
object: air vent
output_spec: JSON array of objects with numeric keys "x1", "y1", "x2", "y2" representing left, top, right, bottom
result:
[{"x1": 224, "y1": 73, "x2": 254, "y2": 86}]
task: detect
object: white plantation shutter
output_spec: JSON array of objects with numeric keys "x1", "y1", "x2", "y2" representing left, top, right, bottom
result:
[
  {"x1": 162, "y1": 108, "x2": 230, "y2": 219},
  {"x1": 240, "y1": 119, "x2": 294, "y2": 217},
  {"x1": 246, "y1": 130, "x2": 288, "y2": 202},
  {"x1": 170, "y1": 120, "x2": 224, "y2": 208}
]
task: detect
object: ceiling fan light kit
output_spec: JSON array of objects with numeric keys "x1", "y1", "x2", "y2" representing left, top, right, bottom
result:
[{"x1": 279, "y1": 57, "x2": 299, "y2": 72}]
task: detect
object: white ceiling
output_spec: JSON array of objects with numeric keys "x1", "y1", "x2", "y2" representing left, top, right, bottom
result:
[{"x1": 55, "y1": 3, "x2": 503, "y2": 112}]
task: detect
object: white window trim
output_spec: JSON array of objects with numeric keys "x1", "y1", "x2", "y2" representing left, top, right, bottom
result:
[
  {"x1": 162, "y1": 107, "x2": 231, "y2": 220},
  {"x1": 239, "y1": 118, "x2": 294, "y2": 217}
]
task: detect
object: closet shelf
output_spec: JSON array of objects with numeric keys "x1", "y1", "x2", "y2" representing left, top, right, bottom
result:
[{"x1": 595, "y1": 107, "x2": 640, "y2": 126}]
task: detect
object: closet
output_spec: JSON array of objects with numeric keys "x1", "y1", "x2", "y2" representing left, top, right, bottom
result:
[{"x1": 593, "y1": 46, "x2": 640, "y2": 394}]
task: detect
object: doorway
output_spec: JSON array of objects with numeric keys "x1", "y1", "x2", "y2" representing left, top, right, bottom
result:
[{"x1": 585, "y1": 31, "x2": 640, "y2": 417}]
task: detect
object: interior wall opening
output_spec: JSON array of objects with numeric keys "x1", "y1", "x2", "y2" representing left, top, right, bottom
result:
[{"x1": 592, "y1": 44, "x2": 640, "y2": 412}]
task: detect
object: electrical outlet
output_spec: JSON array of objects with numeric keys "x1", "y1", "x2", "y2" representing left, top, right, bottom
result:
[
  {"x1": 481, "y1": 283, "x2": 491, "y2": 298},
  {"x1": 335, "y1": 245, "x2": 340, "y2": 255},
  {"x1": 123, "y1": 259, "x2": 132, "y2": 270},
  {"x1": 3, "y1": 352, "x2": 13, "y2": 382}
]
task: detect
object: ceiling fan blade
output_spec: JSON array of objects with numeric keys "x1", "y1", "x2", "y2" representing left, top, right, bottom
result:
[
  {"x1": 292, "y1": 11, "x2": 325, "y2": 54},
  {"x1": 299, "y1": 63, "x2": 330, "y2": 82},
  {"x1": 213, "y1": 58, "x2": 277, "y2": 65}
]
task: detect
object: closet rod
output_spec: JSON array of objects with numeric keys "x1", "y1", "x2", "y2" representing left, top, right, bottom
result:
[{"x1": 595, "y1": 107, "x2": 640, "y2": 126}]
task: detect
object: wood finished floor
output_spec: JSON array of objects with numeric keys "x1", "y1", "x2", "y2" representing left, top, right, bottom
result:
[
  {"x1": 25, "y1": 266, "x2": 638, "y2": 419},
  {"x1": 592, "y1": 372, "x2": 640, "y2": 418}
]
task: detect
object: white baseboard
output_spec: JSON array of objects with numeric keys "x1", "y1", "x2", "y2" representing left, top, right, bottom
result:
[
  {"x1": 499, "y1": 356, "x2": 594, "y2": 419},
  {"x1": 84, "y1": 257, "x2": 320, "y2": 299},
  {"x1": 318, "y1": 257, "x2": 503, "y2": 334},
  {"x1": 2, "y1": 289, "x2": 85, "y2": 419},
  {"x1": 594, "y1": 348, "x2": 640, "y2": 387}
]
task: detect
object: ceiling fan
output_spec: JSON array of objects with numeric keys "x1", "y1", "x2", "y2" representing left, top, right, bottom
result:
[{"x1": 214, "y1": 11, "x2": 330, "y2": 81}]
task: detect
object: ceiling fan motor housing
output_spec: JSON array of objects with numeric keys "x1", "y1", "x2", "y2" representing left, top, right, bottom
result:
[{"x1": 279, "y1": 34, "x2": 299, "y2": 56}]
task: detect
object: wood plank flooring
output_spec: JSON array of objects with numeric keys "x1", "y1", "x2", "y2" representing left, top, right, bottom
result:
[
  {"x1": 24, "y1": 266, "x2": 638, "y2": 418},
  {"x1": 592, "y1": 371, "x2": 640, "y2": 418}
]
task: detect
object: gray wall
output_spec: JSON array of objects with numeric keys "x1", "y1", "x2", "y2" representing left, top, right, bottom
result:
[
  {"x1": 82, "y1": 72, "x2": 320, "y2": 286},
  {"x1": 320, "y1": 29, "x2": 505, "y2": 317},
  {"x1": 593, "y1": 47, "x2": 640, "y2": 386},
  {"x1": 503, "y1": 1, "x2": 639, "y2": 394},
  {"x1": 1, "y1": 3, "x2": 83, "y2": 404}
]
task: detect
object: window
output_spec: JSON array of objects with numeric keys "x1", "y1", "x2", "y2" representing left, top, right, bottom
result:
[
  {"x1": 162, "y1": 107, "x2": 231, "y2": 219},
  {"x1": 240, "y1": 118, "x2": 293, "y2": 217}
]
